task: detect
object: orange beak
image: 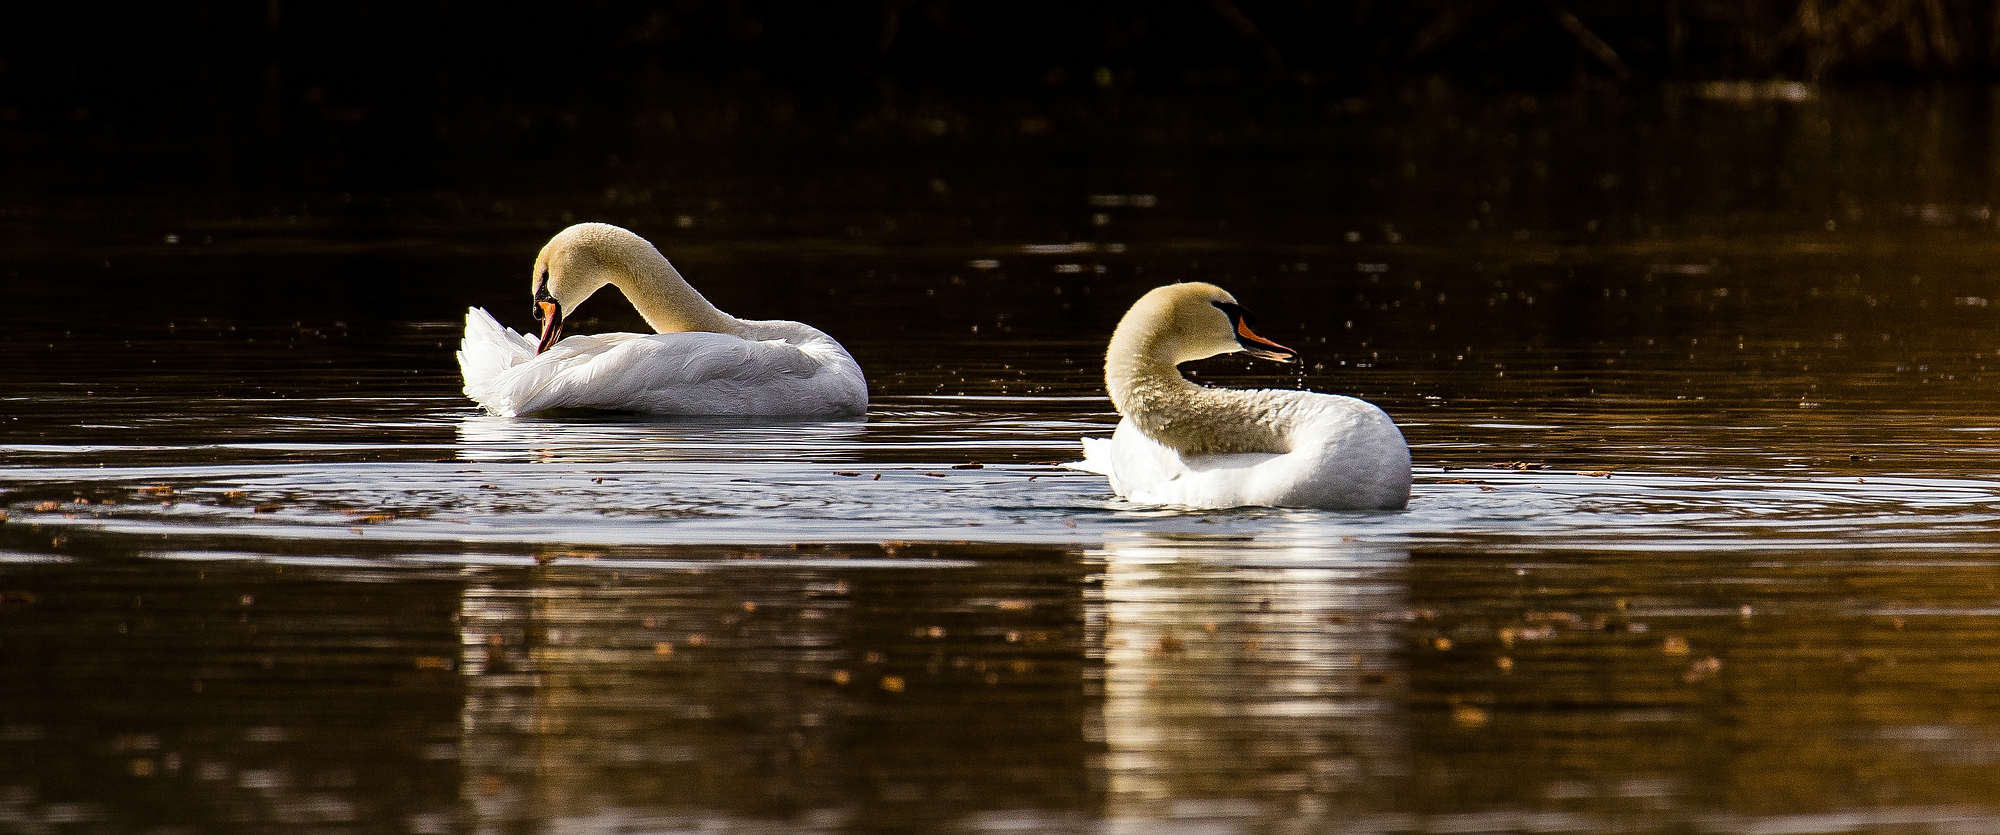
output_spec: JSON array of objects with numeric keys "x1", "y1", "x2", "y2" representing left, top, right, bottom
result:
[
  {"x1": 1234, "y1": 317, "x2": 1297, "y2": 363},
  {"x1": 534, "y1": 300, "x2": 564, "y2": 354}
]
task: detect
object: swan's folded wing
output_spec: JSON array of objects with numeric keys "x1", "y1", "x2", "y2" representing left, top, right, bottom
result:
[
  {"x1": 459, "y1": 307, "x2": 539, "y2": 414},
  {"x1": 499, "y1": 332, "x2": 866, "y2": 417},
  {"x1": 1079, "y1": 420, "x2": 1266, "y2": 507}
]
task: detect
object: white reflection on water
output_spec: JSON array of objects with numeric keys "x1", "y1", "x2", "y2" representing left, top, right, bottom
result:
[
  {"x1": 450, "y1": 547, "x2": 1097, "y2": 831},
  {"x1": 454, "y1": 413, "x2": 870, "y2": 464},
  {"x1": 1091, "y1": 540, "x2": 1408, "y2": 827}
]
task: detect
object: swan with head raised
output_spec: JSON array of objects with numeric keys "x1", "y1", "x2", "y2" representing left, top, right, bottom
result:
[
  {"x1": 457, "y1": 222, "x2": 868, "y2": 417},
  {"x1": 1069, "y1": 282, "x2": 1411, "y2": 510}
]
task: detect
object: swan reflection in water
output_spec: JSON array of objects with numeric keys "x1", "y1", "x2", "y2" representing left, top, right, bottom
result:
[
  {"x1": 1090, "y1": 538, "x2": 1410, "y2": 828},
  {"x1": 449, "y1": 539, "x2": 1412, "y2": 832},
  {"x1": 454, "y1": 413, "x2": 867, "y2": 465}
]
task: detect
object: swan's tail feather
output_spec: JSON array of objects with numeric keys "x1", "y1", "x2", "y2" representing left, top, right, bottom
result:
[
  {"x1": 1062, "y1": 436, "x2": 1116, "y2": 475},
  {"x1": 458, "y1": 307, "x2": 536, "y2": 416}
]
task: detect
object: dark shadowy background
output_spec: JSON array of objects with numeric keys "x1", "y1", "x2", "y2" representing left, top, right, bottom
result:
[
  {"x1": 3, "y1": 0, "x2": 1994, "y2": 193},
  {"x1": 8, "y1": 2, "x2": 2000, "y2": 349}
]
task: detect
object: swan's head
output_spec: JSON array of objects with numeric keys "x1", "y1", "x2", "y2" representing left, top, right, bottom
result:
[
  {"x1": 526, "y1": 222, "x2": 732, "y2": 350},
  {"x1": 528, "y1": 223, "x2": 627, "y2": 353},
  {"x1": 1117, "y1": 282, "x2": 1297, "y2": 365}
]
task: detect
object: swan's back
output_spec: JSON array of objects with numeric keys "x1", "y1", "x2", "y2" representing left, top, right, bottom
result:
[
  {"x1": 1078, "y1": 389, "x2": 1410, "y2": 510},
  {"x1": 457, "y1": 308, "x2": 867, "y2": 417}
]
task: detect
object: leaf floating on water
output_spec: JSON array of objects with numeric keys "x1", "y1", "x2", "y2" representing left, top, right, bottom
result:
[
  {"x1": 1578, "y1": 470, "x2": 1613, "y2": 478},
  {"x1": 137, "y1": 485, "x2": 175, "y2": 497},
  {"x1": 253, "y1": 504, "x2": 284, "y2": 513},
  {"x1": 31, "y1": 501, "x2": 61, "y2": 513},
  {"x1": 1451, "y1": 704, "x2": 1490, "y2": 727},
  {"x1": 413, "y1": 656, "x2": 454, "y2": 671},
  {"x1": 951, "y1": 463, "x2": 984, "y2": 469},
  {"x1": 1662, "y1": 636, "x2": 1691, "y2": 656},
  {"x1": 1684, "y1": 656, "x2": 1723, "y2": 683},
  {"x1": 221, "y1": 490, "x2": 248, "y2": 501},
  {"x1": 831, "y1": 670, "x2": 851, "y2": 686},
  {"x1": 1499, "y1": 626, "x2": 1555, "y2": 646},
  {"x1": 653, "y1": 642, "x2": 674, "y2": 659},
  {"x1": 834, "y1": 471, "x2": 861, "y2": 477},
  {"x1": 879, "y1": 676, "x2": 906, "y2": 693}
]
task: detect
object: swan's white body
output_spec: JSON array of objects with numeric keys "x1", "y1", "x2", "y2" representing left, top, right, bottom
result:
[
  {"x1": 1074, "y1": 392, "x2": 1411, "y2": 510},
  {"x1": 1070, "y1": 283, "x2": 1411, "y2": 511},
  {"x1": 457, "y1": 223, "x2": 867, "y2": 418},
  {"x1": 458, "y1": 309, "x2": 867, "y2": 417}
]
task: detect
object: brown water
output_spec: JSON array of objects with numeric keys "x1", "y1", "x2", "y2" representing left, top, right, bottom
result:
[{"x1": 7, "y1": 87, "x2": 2000, "y2": 833}]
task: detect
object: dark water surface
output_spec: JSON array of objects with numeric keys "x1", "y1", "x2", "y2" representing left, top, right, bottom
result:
[{"x1": 8, "y1": 88, "x2": 2000, "y2": 833}]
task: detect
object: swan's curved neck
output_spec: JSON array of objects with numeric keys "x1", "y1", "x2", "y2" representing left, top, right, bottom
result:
[
  {"x1": 1106, "y1": 324, "x2": 1287, "y2": 456},
  {"x1": 609, "y1": 245, "x2": 740, "y2": 335}
]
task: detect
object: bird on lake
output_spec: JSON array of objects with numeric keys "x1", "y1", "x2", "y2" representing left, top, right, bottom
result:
[
  {"x1": 457, "y1": 222, "x2": 868, "y2": 418},
  {"x1": 1068, "y1": 282, "x2": 1411, "y2": 510}
]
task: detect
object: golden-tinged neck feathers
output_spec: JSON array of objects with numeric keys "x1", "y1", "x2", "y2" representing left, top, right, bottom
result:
[
  {"x1": 533, "y1": 222, "x2": 740, "y2": 335},
  {"x1": 1104, "y1": 283, "x2": 1289, "y2": 456}
]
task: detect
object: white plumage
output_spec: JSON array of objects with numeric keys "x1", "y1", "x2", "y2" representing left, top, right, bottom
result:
[
  {"x1": 457, "y1": 308, "x2": 867, "y2": 417},
  {"x1": 1073, "y1": 389, "x2": 1410, "y2": 510},
  {"x1": 1070, "y1": 282, "x2": 1411, "y2": 510},
  {"x1": 456, "y1": 223, "x2": 867, "y2": 418}
]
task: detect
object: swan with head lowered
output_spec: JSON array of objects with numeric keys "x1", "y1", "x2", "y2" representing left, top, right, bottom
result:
[
  {"x1": 1068, "y1": 282, "x2": 1411, "y2": 510},
  {"x1": 457, "y1": 222, "x2": 868, "y2": 417}
]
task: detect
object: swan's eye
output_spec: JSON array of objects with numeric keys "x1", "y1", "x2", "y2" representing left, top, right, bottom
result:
[
  {"x1": 534, "y1": 272, "x2": 556, "y2": 321},
  {"x1": 1211, "y1": 300, "x2": 1256, "y2": 327}
]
